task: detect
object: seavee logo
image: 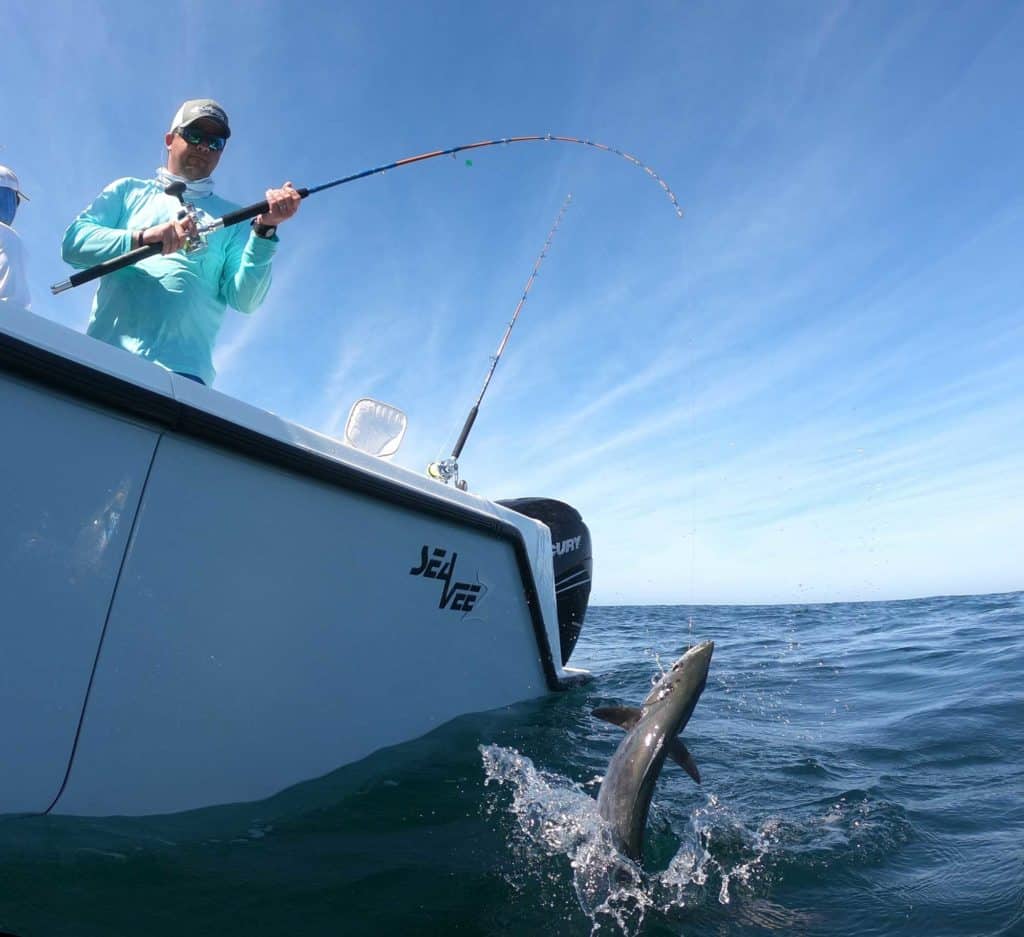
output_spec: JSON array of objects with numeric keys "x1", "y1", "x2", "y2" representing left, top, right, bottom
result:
[{"x1": 410, "y1": 546, "x2": 484, "y2": 612}]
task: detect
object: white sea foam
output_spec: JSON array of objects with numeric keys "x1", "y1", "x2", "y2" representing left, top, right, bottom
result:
[{"x1": 479, "y1": 743, "x2": 908, "y2": 935}]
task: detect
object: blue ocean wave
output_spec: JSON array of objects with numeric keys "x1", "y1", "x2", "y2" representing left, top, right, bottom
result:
[{"x1": 0, "y1": 592, "x2": 1020, "y2": 936}]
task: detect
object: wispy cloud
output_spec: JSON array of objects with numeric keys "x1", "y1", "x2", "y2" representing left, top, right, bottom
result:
[{"x1": 8, "y1": 1, "x2": 1023, "y2": 604}]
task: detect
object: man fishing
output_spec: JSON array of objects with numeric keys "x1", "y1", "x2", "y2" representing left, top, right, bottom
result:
[
  {"x1": 0, "y1": 165, "x2": 32, "y2": 311},
  {"x1": 61, "y1": 99, "x2": 300, "y2": 385}
]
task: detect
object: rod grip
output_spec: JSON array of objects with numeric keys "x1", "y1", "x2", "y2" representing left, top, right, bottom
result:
[
  {"x1": 451, "y1": 406, "x2": 479, "y2": 460},
  {"x1": 50, "y1": 242, "x2": 163, "y2": 294},
  {"x1": 220, "y1": 187, "x2": 310, "y2": 229},
  {"x1": 220, "y1": 200, "x2": 270, "y2": 228}
]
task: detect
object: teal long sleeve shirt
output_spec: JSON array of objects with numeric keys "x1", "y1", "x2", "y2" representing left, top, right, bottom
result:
[{"x1": 62, "y1": 177, "x2": 278, "y2": 385}]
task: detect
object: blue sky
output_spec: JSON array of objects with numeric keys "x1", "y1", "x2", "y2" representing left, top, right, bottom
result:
[{"x1": 6, "y1": 1, "x2": 1022, "y2": 604}]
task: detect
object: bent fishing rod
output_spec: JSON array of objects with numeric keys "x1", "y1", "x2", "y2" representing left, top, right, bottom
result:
[
  {"x1": 428, "y1": 193, "x2": 574, "y2": 488},
  {"x1": 51, "y1": 134, "x2": 683, "y2": 295}
]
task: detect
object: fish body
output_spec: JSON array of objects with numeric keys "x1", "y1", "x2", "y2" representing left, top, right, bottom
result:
[{"x1": 594, "y1": 641, "x2": 714, "y2": 860}]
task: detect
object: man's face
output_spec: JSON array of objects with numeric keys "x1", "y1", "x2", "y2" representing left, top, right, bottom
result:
[{"x1": 165, "y1": 119, "x2": 226, "y2": 180}]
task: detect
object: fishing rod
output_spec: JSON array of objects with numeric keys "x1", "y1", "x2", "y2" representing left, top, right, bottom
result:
[
  {"x1": 428, "y1": 193, "x2": 574, "y2": 488},
  {"x1": 51, "y1": 134, "x2": 682, "y2": 295},
  {"x1": 50, "y1": 181, "x2": 298, "y2": 295}
]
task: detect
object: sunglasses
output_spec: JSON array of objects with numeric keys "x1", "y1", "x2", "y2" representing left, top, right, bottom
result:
[{"x1": 176, "y1": 127, "x2": 226, "y2": 152}]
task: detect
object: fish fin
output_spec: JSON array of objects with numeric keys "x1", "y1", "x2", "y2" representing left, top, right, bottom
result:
[
  {"x1": 592, "y1": 706, "x2": 642, "y2": 731},
  {"x1": 667, "y1": 738, "x2": 701, "y2": 784}
]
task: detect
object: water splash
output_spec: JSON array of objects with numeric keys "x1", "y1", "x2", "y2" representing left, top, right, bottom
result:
[
  {"x1": 481, "y1": 745, "x2": 911, "y2": 935},
  {"x1": 480, "y1": 744, "x2": 652, "y2": 933}
]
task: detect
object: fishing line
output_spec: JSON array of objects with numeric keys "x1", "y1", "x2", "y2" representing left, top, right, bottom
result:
[{"x1": 52, "y1": 134, "x2": 682, "y2": 294}]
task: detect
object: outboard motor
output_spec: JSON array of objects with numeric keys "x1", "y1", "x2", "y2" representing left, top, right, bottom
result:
[{"x1": 498, "y1": 498, "x2": 592, "y2": 665}]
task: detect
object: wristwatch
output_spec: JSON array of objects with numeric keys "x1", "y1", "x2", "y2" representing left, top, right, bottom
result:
[{"x1": 252, "y1": 221, "x2": 277, "y2": 239}]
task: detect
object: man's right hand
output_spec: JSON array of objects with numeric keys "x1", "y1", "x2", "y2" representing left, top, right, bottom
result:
[{"x1": 140, "y1": 216, "x2": 197, "y2": 255}]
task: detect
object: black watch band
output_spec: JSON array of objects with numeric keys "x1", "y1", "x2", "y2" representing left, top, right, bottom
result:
[{"x1": 252, "y1": 221, "x2": 278, "y2": 239}]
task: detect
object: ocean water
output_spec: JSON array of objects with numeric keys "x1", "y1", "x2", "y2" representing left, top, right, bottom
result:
[{"x1": 1, "y1": 592, "x2": 1022, "y2": 936}]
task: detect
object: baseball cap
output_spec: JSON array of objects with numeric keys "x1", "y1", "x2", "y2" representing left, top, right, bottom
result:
[
  {"x1": 0, "y1": 165, "x2": 29, "y2": 202},
  {"x1": 169, "y1": 99, "x2": 231, "y2": 138}
]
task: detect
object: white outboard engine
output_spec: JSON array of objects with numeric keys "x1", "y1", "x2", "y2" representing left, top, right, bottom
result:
[{"x1": 498, "y1": 498, "x2": 592, "y2": 665}]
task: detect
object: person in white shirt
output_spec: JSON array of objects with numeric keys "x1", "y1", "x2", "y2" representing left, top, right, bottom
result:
[{"x1": 0, "y1": 165, "x2": 31, "y2": 311}]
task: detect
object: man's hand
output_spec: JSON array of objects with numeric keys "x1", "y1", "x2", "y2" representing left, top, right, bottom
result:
[
  {"x1": 141, "y1": 216, "x2": 197, "y2": 255},
  {"x1": 255, "y1": 182, "x2": 301, "y2": 227}
]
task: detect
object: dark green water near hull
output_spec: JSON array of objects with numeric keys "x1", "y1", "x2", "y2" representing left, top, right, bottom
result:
[{"x1": 2, "y1": 592, "x2": 1022, "y2": 936}]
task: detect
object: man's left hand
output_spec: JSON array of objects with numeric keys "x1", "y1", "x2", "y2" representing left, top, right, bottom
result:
[{"x1": 256, "y1": 182, "x2": 301, "y2": 227}]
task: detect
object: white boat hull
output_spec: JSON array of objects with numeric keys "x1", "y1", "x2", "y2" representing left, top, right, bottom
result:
[{"x1": 0, "y1": 309, "x2": 585, "y2": 817}]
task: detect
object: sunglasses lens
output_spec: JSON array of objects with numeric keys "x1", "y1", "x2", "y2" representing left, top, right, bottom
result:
[{"x1": 180, "y1": 128, "x2": 225, "y2": 151}]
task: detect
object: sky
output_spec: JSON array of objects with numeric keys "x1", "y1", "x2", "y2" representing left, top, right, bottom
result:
[{"x1": 5, "y1": 1, "x2": 1022, "y2": 605}]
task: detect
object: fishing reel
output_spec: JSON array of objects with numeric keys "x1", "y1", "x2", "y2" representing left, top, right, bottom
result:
[
  {"x1": 164, "y1": 182, "x2": 208, "y2": 255},
  {"x1": 427, "y1": 458, "x2": 467, "y2": 490}
]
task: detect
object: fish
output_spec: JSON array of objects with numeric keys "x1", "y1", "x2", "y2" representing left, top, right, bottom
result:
[{"x1": 593, "y1": 641, "x2": 714, "y2": 861}]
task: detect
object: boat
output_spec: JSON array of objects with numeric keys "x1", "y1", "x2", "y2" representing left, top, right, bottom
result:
[{"x1": 0, "y1": 306, "x2": 592, "y2": 817}]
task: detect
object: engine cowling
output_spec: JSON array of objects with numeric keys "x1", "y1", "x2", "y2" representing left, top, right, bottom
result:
[{"x1": 498, "y1": 497, "x2": 592, "y2": 665}]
